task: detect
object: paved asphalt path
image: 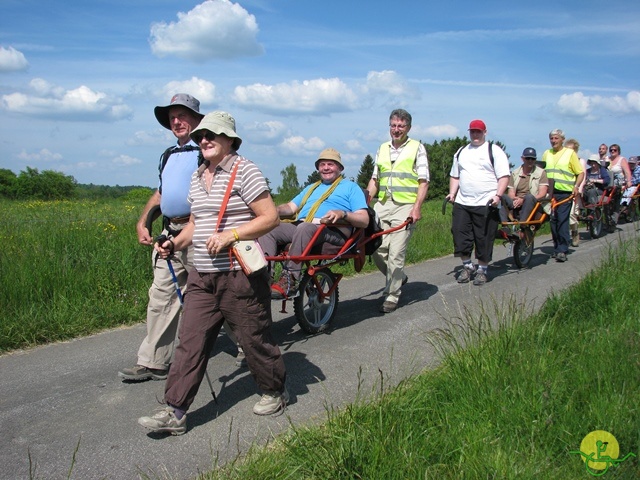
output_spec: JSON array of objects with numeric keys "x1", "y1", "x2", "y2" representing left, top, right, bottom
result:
[{"x1": 1, "y1": 223, "x2": 636, "y2": 479}]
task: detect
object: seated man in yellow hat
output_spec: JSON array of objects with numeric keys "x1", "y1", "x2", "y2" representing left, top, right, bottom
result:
[{"x1": 259, "y1": 148, "x2": 369, "y2": 299}]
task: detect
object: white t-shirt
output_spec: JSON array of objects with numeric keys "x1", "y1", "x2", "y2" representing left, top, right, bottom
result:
[{"x1": 450, "y1": 142, "x2": 510, "y2": 206}]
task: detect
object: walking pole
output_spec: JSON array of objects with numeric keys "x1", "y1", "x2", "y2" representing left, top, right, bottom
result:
[{"x1": 157, "y1": 235, "x2": 218, "y2": 404}]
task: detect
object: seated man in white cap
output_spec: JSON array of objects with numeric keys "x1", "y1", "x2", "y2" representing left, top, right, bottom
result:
[{"x1": 259, "y1": 148, "x2": 369, "y2": 299}]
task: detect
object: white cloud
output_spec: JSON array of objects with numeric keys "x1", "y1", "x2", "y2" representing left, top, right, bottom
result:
[
  {"x1": 149, "y1": 0, "x2": 263, "y2": 61},
  {"x1": 126, "y1": 129, "x2": 173, "y2": 147},
  {"x1": 233, "y1": 78, "x2": 358, "y2": 115},
  {"x1": 243, "y1": 120, "x2": 288, "y2": 144},
  {"x1": 279, "y1": 135, "x2": 325, "y2": 155},
  {"x1": 16, "y1": 148, "x2": 63, "y2": 163},
  {"x1": 344, "y1": 139, "x2": 363, "y2": 151},
  {"x1": 161, "y1": 77, "x2": 216, "y2": 105},
  {"x1": 1, "y1": 78, "x2": 133, "y2": 121},
  {"x1": 418, "y1": 124, "x2": 459, "y2": 139},
  {"x1": 0, "y1": 46, "x2": 29, "y2": 73},
  {"x1": 365, "y1": 70, "x2": 418, "y2": 98},
  {"x1": 556, "y1": 90, "x2": 640, "y2": 118},
  {"x1": 112, "y1": 155, "x2": 142, "y2": 166}
]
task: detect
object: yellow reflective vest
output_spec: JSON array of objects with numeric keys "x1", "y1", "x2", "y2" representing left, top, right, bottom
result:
[
  {"x1": 376, "y1": 139, "x2": 420, "y2": 203},
  {"x1": 543, "y1": 147, "x2": 576, "y2": 192}
]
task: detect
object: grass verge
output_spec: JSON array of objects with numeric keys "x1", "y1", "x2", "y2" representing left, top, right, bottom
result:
[{"x1": 200, "y1": 239, "x2": 639, "y2": 479}]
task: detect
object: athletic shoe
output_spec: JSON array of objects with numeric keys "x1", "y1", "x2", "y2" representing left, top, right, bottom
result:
[
  {"x1": 118, "y1": 365, "x2": 168, "y2": 382},
  {"x1": 235, "y1": 347, "x2": 247, "y2": 368},
  {"x1": 571, "y1": 229, "x2": 580, "y2": 247},
  {"x1": 253, "y1": 389, "x2": 290, "y2": 416},
  {"x1": 138, "y1": 406, "x2": 186, "y2": 435},
  {"x1": 379, "y1": 301, "x2": 397, "y2": 313},
  {"x1": 556, "y1": 252, "x2": 567, "y2": 263},
  {"x1": 457, "y1": 265, "x2": 475, "y2": 283},
  {"x1": 473, "y1": 271, "x2": 488, "y2": 286},
  {"x1": 271, "y1": 272, "x2": 299, "y2": 300}
]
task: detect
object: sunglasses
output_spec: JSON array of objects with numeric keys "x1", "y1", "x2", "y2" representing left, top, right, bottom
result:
[
  {"x1": 610, "y1": 148, "x2": 618, "y2": 152},
  {"x1": 193, "y1": 131, "x2": 217, "y2": 144}
]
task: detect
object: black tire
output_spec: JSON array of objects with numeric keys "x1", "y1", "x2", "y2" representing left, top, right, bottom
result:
[
  {"x1": 513, "y1": 229, "x2": 534, "y2": 268},
  {"x1": 293, "y1": 270, "x2": 338, "y2": 334},
  {"x1": 589, "y1": 207, "x2": 603, "y2": 239}
]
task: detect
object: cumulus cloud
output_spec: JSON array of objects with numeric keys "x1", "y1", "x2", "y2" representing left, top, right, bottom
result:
[
  {"x1": 112, "y1": 154, "x2": 142, "y2": 166},
  {"x1": 126, "y1": 129, "x2": 173, "y2": 147},
  {"x1": 344, "y1": 139, "x2": 363, "y2": 151},
  {"x1": 279, "y1": 135, "x2": 325, "y2": 155},
  {"x1": 243, "y1": 120, "x2": 288, "y2": 144},
  {"x1": 17, "y1": 148, "x2": 63, "y2": 163},
  {"x1": 150, "y1": 0, "x2": 263, "y2": 61},
  {"x1": 234, "y1": 78, "x2": 358, "y2": 115},
  {"x1": 556, "y1": 91, "x2": 640, "y2": 119},
  {"x1": 0, "y1": 46, "x2": 29, "y2": 73},
  {"x1": 161, "y1": 77, "x2": 216, "y2": 105},
  {"x1": 415, "y1": 124, "x2": 459, "y2": 139},
  {"x1": 1, "y1": 78, "x2": 132, "y2": 121},
  {"x1": 365, "y1": 70, "x2": 418, "y2": 98}
]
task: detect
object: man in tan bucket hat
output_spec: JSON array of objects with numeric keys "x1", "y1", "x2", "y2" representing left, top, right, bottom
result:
[{"x1": 259, "y1": 148, "x2": 369, "y2": 299}]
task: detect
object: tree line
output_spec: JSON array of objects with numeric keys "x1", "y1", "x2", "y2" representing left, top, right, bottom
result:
[
  {"x1": 0, "y1": 167, "x2": 153, "y2": 201},
  {"x1": 2, "y1": 136, "x2": 509, "y2": 202}
]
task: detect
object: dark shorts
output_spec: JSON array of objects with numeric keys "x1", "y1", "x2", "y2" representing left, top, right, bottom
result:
[{"x1": 451, "y1": 203, "x2": 501, "y2": 263}]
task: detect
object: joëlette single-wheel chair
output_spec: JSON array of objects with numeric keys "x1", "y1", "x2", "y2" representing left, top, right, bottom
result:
[
  {"x1": 265, "y1": 216, "x2": 413, "y2": 334},
  {"x1": 578, "y1": 185, "x2": 623, "y2": 239},
  {"x1": 442, "y1": 195, "x2": 573, "y2": 269}
]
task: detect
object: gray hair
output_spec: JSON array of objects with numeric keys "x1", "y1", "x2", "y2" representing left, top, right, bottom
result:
[
  {"x1": 389, "y1": 109, "x2": 412, "y2": 126},
  {"x1": 549, "y1": 128, "x2": 565, "y2": 139}
]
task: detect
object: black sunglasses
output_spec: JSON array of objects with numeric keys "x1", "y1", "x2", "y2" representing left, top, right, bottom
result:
[{"x1": 193, "y1": 131, "x2": 217, "y2": 144}]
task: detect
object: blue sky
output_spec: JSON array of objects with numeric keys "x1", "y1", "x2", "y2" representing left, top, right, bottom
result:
[{"x1": 1, "y1": 0, "x2": 639, "y2": 189}]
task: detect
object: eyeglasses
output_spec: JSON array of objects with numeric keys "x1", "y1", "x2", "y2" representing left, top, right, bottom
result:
[
  {"x1": 193, "y1": 131, "x2": 217, "y2": 144},
  {"x1": 389, "y1": 124, "x2": 408, "y2": 130},
  {"x1": 609, "y1": 148, "x2": 618, "y2": 152}
]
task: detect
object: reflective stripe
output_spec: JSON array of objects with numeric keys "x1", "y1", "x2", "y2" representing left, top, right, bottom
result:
[{"x1": 377, "y1": 139, "x2": 421, "y2": 203}]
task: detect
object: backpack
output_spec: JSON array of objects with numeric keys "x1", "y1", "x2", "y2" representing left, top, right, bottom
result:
[
  {"x1": 363, "y1": 206, "x2": 383, "y2": 255},
  {"x1": 455, "y1": 141, "x2": 495, "y2": 167}
]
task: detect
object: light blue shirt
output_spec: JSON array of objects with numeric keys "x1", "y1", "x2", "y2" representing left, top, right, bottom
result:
[
  {"x1": 292, "y1": 179, "x2": 367, "y2": 220},
  {"x1": 159, "y1": 142, "x2": 200, "y2": 218}
]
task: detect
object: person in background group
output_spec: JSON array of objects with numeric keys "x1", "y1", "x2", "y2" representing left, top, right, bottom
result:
[
  {"x1": 598, "y1": 143, "x2": 610, "y2": 165},
  {"x1": 542, "y1": 129, "x2": 584, "y2": 263},
  {"x1": 564, "y1": 138, "x2": 586, "y2": 247},
  {"x1": 606, "y1": 144, "x2": 632, "y2": 225},
  {"x1": 138, "y1": 111, "x2": 287, "y2": 435},
  {"x1": 118, "y1": 94, "x2": 203, "y2": 382},
  {"x1": 446, "y1": 119, "x2": 510, "y2": 286},
  {"x1": 499, "y1": 147, "x2": 549, "y2": 232},
  {"x1": 582, "y1": 154, "x2": 611, "y2": 206},
  {"x1": 366, "y1": 108, "x2": 430, "y2": 313},
  {"x1": 620, "y1": 156, "x2": 640, "y2": 216},
  {"x1": 260, "y1": 148, "x2": 369, "y2": 300}
]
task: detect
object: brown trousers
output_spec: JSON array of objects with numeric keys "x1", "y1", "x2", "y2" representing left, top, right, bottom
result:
[{"x1": 164, "y1": 268, "x2": 286, "y2": 411}]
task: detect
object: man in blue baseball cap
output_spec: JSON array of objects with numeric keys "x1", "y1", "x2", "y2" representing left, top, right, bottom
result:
[{"x1": 499, "y1": 147, "x2": 549, "y2": 229}]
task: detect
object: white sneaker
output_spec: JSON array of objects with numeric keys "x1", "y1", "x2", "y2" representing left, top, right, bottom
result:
[
  {"x1": 253, "y1": 388, "x2": 290, "y2": 415},
  {"x1": 138, "y1": 406, "x2": 186, "y2": 435}
]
